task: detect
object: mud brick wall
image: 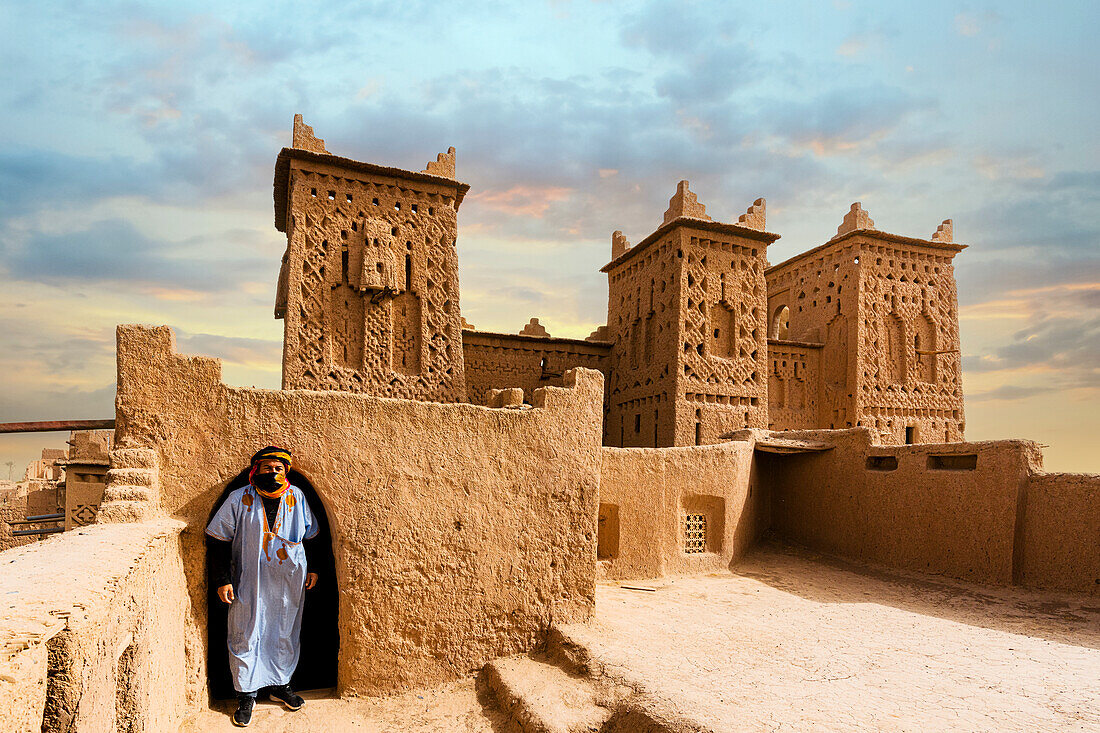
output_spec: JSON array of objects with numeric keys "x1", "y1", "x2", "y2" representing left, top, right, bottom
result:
[{"x1": 113, "y1": 324, "x2": 604, "y2": 697}]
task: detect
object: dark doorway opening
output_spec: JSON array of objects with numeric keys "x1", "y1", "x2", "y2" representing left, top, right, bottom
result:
[{"x1": 205, "y1": 469, "x2": 339, "y2": 700}]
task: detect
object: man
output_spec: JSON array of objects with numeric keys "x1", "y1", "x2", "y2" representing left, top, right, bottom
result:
[{"x1": 206, "y1": 446, "x2": 321, "y2": 727}]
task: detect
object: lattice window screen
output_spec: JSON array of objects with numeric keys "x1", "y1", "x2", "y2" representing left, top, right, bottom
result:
[{"x1": 684, "y1": 513, "x2": 707, "y2": 553}]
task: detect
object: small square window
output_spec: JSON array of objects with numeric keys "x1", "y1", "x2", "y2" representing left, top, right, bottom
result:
[
  {"x1": 372, "y1": 198, "x2": 379, "y2": 206},
  {"x1": 346, "y1": 194, "x2": 353, "y2": 203},
  {"x1": 310, "y1": 188, "x2": 317, "y2": 197},
  {"x1": 327, "y1": 191, "x2": 336, "y2": 201},
  {"x1": 684, "y1": 514, "x2": 706, "y2": 554},
  {"x1": 394, "y1": 202, "x2": 401, "y2": 211}
]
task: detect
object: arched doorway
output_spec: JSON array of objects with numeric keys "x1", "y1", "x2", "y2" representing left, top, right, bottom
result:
[{"x1": 205, "y1": 469, "x2": 339, "y2": 700}]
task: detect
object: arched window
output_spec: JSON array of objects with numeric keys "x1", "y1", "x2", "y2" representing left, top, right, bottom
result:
[{"x1": 771, "y1": 305, "x2": 790, "y2": 340}]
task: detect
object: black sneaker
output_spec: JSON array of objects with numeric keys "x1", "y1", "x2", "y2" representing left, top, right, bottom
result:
[
  {"x1": 232, "y1": 694, "x2": 255, "y2": 727},
  {"x1": 267, "y1": 684, "x2": 304, "y2": 711}
]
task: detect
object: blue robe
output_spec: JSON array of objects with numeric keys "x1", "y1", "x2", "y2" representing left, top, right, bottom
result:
[{"x1": 206, "y1": 483, "x2": 319, "y2": 693}]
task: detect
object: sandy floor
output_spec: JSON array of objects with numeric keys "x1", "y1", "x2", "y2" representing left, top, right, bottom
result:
[
  {"x1": 178, "y1": 678, "x2": 504, "y2": 732},
  {"x1": 560, "y1": 542, "x2": 1100, "y2": 732},
  {"x1": 181, "y1": 543, "x2": 1100, "y2": 732}
]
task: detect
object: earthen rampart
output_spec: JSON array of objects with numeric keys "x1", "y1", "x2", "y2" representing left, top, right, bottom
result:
[
  {"x1": 113, "y1": 324, "x2": 604, "y2": 697},
  {"x1": 0, "y1": 520, "x2": 189, "y2": 733},
  {"x1": 462, "y1": 328, "x2": 610, "y2": 406},
  {"x1": 0, "y1": 485, "x2": 34, "y2": 552},
  {"x1": 760, "y1": 429, "x2": 1100, "y2": 594},
  {"x1": 1020, "y1": 471, "x2": 1100, "y2": 595}
]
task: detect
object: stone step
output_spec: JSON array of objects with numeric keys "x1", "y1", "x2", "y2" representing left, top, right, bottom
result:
[
  {"x1": 106, "y1": 468, "x2": 155, "y2": 487},
  {"x1": 480, "y1": 655, "x2": 612, "y2": 733},
  {"x1": 110, "y1": 448, "x2": 158, "y2": 470},
  {"x1": 96, "y1": 500, "x2": 153, "y2": 524},
  {"x1": 545, "y1": 628, "x2": 700, "y2": 733},
  {"x1": 101, "y1": 485, "x2": 153, "y2": 503}
]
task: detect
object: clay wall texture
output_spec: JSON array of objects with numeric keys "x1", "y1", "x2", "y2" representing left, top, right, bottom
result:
[
  {"x1": 762, "y1": 428, "x2": 1093, "y2": 591},
  {"x1": 274, "y1": 146, "x2": 469, "y2": 402},
  {"x1": 0, "y1": 485, "x2": 34, "y2": 552},
  {"x1": 0, "y1": 520, "x2": 190, "y2": 733},
  {"x1": 602, "y1": 203, "x2": 777, "y2": 448},
  {"x1": 597, "y1": 440, "x2": 766, "y2": 580},
  {"x1": 462, "y1": 329, "x2": 610, "y2": 406},
  {"x1": 765, "y1": 223, "x2": 966, "y2": 443},
  {"x1": 1020, "y1": 472, "x2": 1100, "y2": 594},
  {"x1": 113, "y1": 324, "x2": 603, "y2": 696},
  {"x1": 766, "y1": 340, "x2": 822, "y2": 430}
]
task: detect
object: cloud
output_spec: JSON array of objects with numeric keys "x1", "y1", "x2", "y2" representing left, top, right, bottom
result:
[
  {"x1": 469, "y1": 185, "x2": 574, "y2": 219},
  {"x1": 1, "y1": 218, "x2": 268, "y2": 294},
  {"x1": 176, "y1": 331, "x2": 282, "y2": 369},
  {"x1": 973, "y1": 154, "x2": 1045, "y2": 181},
  {"x1": 836, "y1": 37, "x2": 867, "y2": 57},
  {"x1": 621, "y1": 1, "x2": 756, "y2": 104},
  {"x1": 968, "y1": 384, "x2": 1056, "y2": 402},
  {"x1": 962, "y1": 283, "x2": 1100, "y2": 390},
  {"x1": 760, "y1": 85, "x2": 928, "y2": 156},
  {"x1": 954, "y1": 13, "x2": 983, "y2": 37},
  {"x1": 0, "y1": 380, "x2": 115, "y2": 422}
]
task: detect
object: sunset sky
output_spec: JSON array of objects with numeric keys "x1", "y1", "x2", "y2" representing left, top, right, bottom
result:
[{"x1": 1, "y1": 1, "x2": 1097, "y2": 475}]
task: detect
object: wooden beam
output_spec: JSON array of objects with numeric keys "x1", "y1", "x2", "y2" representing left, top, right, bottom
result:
[{"x1": 0, "y1": 419, "x2": 115, "y2": 434}]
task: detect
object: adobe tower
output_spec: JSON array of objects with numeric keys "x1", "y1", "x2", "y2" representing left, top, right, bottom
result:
[
  {"x1": 601, "y1": 182, "x2": 779, "y2": 447},
  {"x1": 273, "y1": 115, "x2": 469, "y2": 401}
]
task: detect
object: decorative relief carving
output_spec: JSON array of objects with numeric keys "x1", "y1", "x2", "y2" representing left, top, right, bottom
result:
[{"x1": 280, "y1": 166, "x2": 466, "y2": 401}]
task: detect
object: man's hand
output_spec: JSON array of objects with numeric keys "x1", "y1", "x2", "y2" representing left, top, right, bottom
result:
[
  {"x1": 305, "y1": 572, "x2": 319, "y2": 590},
  {"x1": 217, "y1": 584, "x2": 235, "y2": 604}
]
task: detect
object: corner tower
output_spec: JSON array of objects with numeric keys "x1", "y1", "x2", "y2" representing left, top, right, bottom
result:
[
  {"x1": 602, "y1": 183, "x2": 778, "y2": 446},
  {"x1": 273, "y1": 116, "x2": 469, "y2": 401},
  {"x1": 765, "y1": 203, "x2": 966, "y2": 443}
]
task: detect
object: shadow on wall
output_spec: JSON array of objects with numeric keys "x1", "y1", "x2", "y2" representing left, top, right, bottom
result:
[{"x1": 204, "y1": 469, "x2": 339, "y2": 700}]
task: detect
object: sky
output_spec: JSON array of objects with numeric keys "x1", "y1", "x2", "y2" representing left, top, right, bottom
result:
[{"x1": 0, "y1": 0, "x2": 1097, "y2": 476}]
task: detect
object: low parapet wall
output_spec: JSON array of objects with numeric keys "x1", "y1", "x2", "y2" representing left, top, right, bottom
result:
[
  {"x1": 764, "y1": 429, "x2": 1098, "y2": 594},
  {"x1": 113, "y1": 324, "x2": 605, "y2": 697},
  {"x1": 598, "y1": 439, "x2": 765, "y2": 580},
  {"x1": 0, "y1": 520, "x2": 189, "y2": 733},
  {"x1": 1021, "y1": 471, "x2": 1100, "y2": 595},
  {"x1": 462, "y1": 329, "x2": 610, "y2": 406}
]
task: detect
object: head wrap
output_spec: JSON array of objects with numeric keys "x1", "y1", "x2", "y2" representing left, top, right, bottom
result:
[
  {"x1": 250, "y1": 446, "x2": 292, "y2": 468},
  {"x1": 249, "y1": 446, "x2": 292, "y2": 498}
]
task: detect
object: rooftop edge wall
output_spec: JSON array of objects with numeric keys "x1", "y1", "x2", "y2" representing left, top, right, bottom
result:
[
  {"x1": 763, "y1": 429, "x2": 1100, "y2": 595},
  {"x1": 113, "y1": 324, "x2": 604, "y2": 696},
  {"x1": 0, "y1": 520, "x2": 189, "y2": 733},
  {"x1": 598, "y1": 437, "x2": 766, "y2": 580}
]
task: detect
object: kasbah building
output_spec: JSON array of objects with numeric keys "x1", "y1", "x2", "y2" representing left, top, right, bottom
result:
[{"x1": 2, "y1": 117, "x2": 1098, "y2": 732}]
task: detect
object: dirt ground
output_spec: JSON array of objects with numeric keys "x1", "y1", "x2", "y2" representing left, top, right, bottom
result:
[
  {"x1": 177, "y1": 679, "x2": 504, "y2": 732},
  {"x1": 561, "y1": 541, "x2": 1100, "y2": 732},
  {"x1": 180, "y1": 542, "x2": 1100, "y2": 732}
]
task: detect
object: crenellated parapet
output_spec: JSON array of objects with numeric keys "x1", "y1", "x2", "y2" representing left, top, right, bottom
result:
[
  {"x1": 422, "y1": 146, "x2": 456, "y2": 179},
  {"x1": 932, "y1": 218, "x2": 953, "y2": 243},
  {"x1": 737, "y1": 198, "x2": 766, "y2": 231},
  {"x1": 611, "y1": 230, "x2": 630, "y2": 259},
  {"x1": 292, "y1": 113, "x2": 329, "y2": 154},
  {"x1": 835, "y1": 202, "x2": 875, "y2": 237},
  {"x1": 663, "y1": 180, "x2": 712, "y2": 224},
  {"x1": 518, "y1": 318, "x2": 549, "y2": 338}
]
